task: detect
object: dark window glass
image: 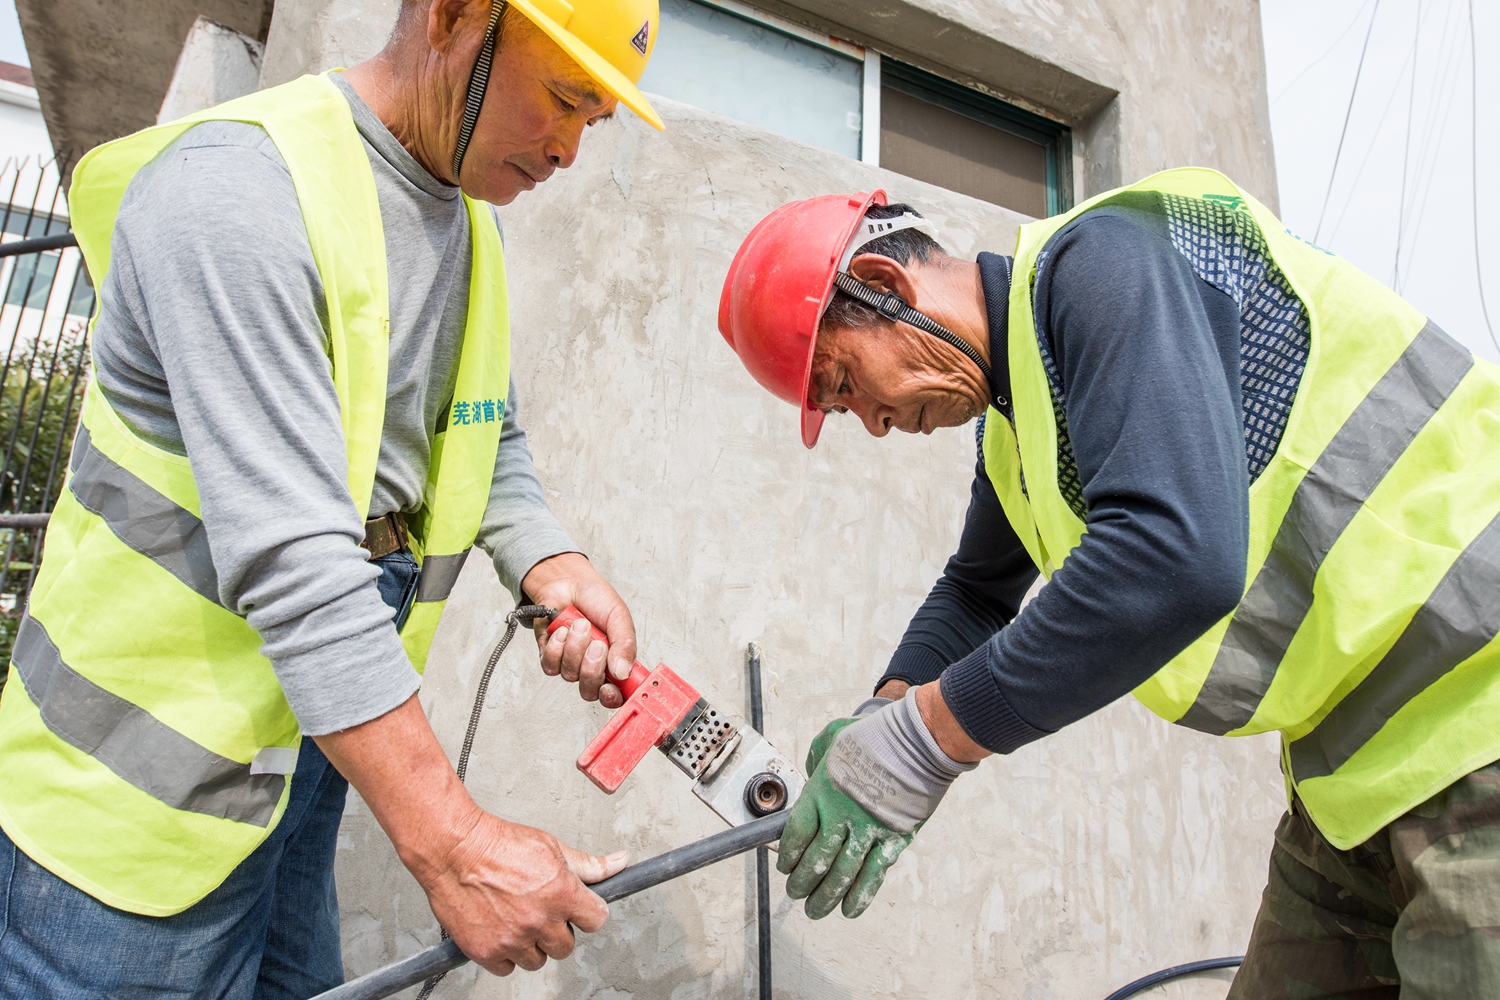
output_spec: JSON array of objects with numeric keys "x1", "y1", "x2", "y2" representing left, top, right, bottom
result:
[
  {"x1": 6, "y1": 252, "x2": 59, "y2": 310},
  {"x1": 879, "y1": 59, "x2": 1071, "y2": 217},
  {"x1": 1, "y1": 209, "x2": 68, "y2": 240},
  {"x1": 67, "y1": 272, "x2": 95, "y2": 319}
]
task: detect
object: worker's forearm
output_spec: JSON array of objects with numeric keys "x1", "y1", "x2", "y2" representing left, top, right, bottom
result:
[
  {"x1": 915, "y1": 680, "x2": 991, "y2": 764},
  {"x1": 315, "y1": 694, "x2": 624, "y2": 976},
  {"x1": 874, "y1": 679, "x2": 991, "y2": 760},
  {"x1": 313, "y1": 694, "x2": 481, "y2": 879}
]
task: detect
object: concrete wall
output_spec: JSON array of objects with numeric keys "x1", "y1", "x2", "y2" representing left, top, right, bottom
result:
[
  {"x1": 265, "y1": 2, "x2": 1287, "y2": 997},
  {"x1": 258, "y1": 0, "x2": 1278, "y2": 211},
  {"x1": 329, "y1": 99, "x2": 1286, "y2": 999},
  {"x1": 259, "y1": 0, "x2": 402, "y2": 92}
]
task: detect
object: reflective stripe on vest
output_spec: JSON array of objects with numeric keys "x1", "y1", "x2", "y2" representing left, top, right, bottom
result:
[
  {"x1": 66, "y1": 426, "x2": 227, "y2": 608},
  {"x1": 1177, "y1": 322, "x2": 1473, "y2": 735},
  {"x1": 1288, "y1": 507, "x2": 1500, "y2": 781},
  {"x1": 415, "y1": 549, "x2": 470, "y2": 603},
  {"x1": 11, "y1": 615, "x2": 286, "y2": 826},
  {"x1": 985, "y1": 167, "x2": 1500, "y2": 849},
  {"x1": 0, "y1": 73, "x2": 511, "y2": 915}
]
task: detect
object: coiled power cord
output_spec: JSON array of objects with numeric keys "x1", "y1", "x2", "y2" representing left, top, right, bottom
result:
[
  {"x1": 1102, "y1": 956, "x2": 1244, "y2": 999},
  {"x1": 416, "y1": 604, "x2": 558, "y2": 999}
]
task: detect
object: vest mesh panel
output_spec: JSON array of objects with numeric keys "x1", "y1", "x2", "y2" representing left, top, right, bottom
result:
[{"x1": 1030, "y1": 196, "x2": 1312, "y2": 518}]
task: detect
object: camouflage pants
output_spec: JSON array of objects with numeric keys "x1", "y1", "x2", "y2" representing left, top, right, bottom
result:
[{"x1": 1228, "y1": 760, "x2": 1500, "y2": 999}]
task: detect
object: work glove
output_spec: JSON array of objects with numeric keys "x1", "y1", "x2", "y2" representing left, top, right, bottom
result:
[{"x1": 778, "y1": 690, "x2": 977, "y2": 919}]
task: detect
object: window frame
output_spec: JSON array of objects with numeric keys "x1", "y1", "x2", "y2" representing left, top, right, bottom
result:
[
  {"x1": 878, "y1": 58, "x2": 1074, "y2": 216},
  {"x1": 667, "y1": 0, "x2": 1074, "y2": 215}
]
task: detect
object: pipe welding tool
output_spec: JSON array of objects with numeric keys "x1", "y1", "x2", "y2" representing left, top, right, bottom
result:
[{"x1": 546, "y1": 606, "x2": 805, "y2": 828}]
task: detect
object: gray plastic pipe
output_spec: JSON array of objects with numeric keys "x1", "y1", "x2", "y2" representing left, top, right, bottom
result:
[{"x1": 309, "y1": 811, "x2": 790, "y2": 1000}]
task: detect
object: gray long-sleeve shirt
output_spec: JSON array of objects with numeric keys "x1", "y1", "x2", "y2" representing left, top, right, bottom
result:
[{"x1": 90, "y1": 73, "x2": 575, "y2": 735}]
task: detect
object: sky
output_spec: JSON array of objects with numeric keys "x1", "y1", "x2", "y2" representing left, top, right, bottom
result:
[
  {"x1": 1261, "y1": 0, "x2": 1500, "y2": 364},
  {"x1": 0, "y1": 0, "x2": 21, "y2": 68},
  {"x1": 0, "y1": 0, "x2": 1492, "y2": 362}
]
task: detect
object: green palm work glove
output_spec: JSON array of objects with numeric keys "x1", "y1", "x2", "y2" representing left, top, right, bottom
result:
[
  {"x1": 778, "y1": 692, "x2": 977, "y2": 920},
  {"x1": 805, "y1": 714, "x2": 862, "y2": 771},
  {"x1": 777, "y1": 735, "x2": 915, "y2": 920}
]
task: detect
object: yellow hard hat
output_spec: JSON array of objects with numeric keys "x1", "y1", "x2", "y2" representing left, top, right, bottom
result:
[{"x1": 510, "y1": 0, "x2": 665, "y2": 130}]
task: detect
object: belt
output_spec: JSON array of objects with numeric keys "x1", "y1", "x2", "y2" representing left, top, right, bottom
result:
[{"x1": 361, "y1": 512, "x2": 409, "y2": 558}]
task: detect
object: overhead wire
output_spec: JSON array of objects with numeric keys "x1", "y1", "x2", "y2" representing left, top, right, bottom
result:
[
  {"x1": 1472, "y1": 0, "x2": 1498, "y2": 353},
  {"x1": 1269, "y1": 0, "x2": 1375, "y2": 107},
  {"x1": 1316, "y1": 0, "x2": 1385, "y2": 243},
  {"x1": 1326, "y1": 38, "x2": 1417, "y2": 245},
  {"x1": 1393, "y1": 0, "x2": 1423, "y2": 288},
  {"x1": 1396, "y1": 0, "x2": 1466, "y2": 292}
]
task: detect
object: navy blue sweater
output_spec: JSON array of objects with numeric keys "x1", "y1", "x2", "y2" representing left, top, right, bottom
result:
[{"x1": 877, "y1": 209, "x2": 1254, "y2": 753}]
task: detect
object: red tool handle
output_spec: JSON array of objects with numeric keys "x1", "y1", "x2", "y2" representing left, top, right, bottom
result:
[
  {"x1": 545, "y1": 605, "x2": 651, "y2": 697},
  {"x1": 547, "y1": 605, "x2": 703, "y2": 794}
]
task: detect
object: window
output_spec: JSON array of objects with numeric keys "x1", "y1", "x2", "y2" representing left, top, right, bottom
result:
[
  {"x1": 0, "y1": 206, "x2": 68, "y2": 241},
  {"x1": 877, "y1": 60, "x2": 1071, "y2": 218},
  {"x1": 638, "y1": 1, "x2": 1072, "y2": 217},
  {"x1": 5, "y1": 252, "x2": 58, "y2": 311},
  {"x1": 638, "y1": 0, "x2": 866, "y2": 159},
  {"x1": 2, "y1": 249, "x2": 93, "y2": 319}
]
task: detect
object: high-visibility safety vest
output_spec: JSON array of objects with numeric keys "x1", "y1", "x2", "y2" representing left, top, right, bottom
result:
[
  {"x1": 0, "y1": 74, "x2": 511, "y2": 915},
  {"x1": 984, "y1": 167, "x2": 1500, "y2": 850}
]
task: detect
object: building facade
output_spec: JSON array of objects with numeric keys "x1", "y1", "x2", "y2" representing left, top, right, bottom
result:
[{"x1": 24, "y1": 1, "x2": 1284, "y2": 996}]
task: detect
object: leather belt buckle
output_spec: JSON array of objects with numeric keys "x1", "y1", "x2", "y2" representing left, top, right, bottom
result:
[{"x1": 361, "y1": 512, "x2": 409, "y2": 558}]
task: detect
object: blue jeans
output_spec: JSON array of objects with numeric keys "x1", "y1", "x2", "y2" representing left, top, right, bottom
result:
[
  {"x1": 372, "y1": 550, "x2": 420, "y2": 633},
  {"x1": 0, "y1": 553, "x2": 416, "y2": 998}
]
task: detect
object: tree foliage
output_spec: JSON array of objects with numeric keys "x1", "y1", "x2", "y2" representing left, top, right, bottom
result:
[{"x1": 0, "y1": 324, "x2": 90, "y2": 670}]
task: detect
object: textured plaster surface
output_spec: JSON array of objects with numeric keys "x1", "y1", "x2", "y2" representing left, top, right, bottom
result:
[
  {"x1": 259, "y1": 0, "x2": 401, "y2": 90},
  {"x1": 253, "y1": 0, "x2": 1277, "y2": 208},
  {"x1": 326, "y1": 96, "x2": 1285, "y2": 998}
]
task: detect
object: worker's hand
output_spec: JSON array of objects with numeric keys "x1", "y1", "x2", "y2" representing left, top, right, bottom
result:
[
  {"x1": 419, "y1": 807, "x2": 629, "y2": 976},
  {"x1": 314, "y1": 696, "x2": 630, "y2": 976},
  {"x1": 778, "y1": 692, "x2": 976, "y2": 919},
  {"x1": 778, "y1": 749, "x2": 914, "y2": 920},
  {"x1": 522, "y1": 552, "x2": 637, "y2": 709}
]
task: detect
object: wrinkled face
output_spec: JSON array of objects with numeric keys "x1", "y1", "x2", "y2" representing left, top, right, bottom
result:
[
  {"x1": 460, "y1": 14, "x2": 616, "y2": 204},
  {"x1": 809, "y1": 319, "x2": 983, "y2": 437}
]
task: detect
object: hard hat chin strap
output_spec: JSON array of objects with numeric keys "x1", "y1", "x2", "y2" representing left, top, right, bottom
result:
[
  {"x1": 452, "y1": 1, "x2": 508, "y2": 182},
  {"x1": 831, "y1": 270, "x2": 992, "y2": 382}
]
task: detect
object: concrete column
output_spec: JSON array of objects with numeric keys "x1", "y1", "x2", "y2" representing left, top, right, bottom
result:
[
  {"x1": 157, "y1": 18, "x2": 265, "y2": 124},
  {"x1": 258, "y1": 0, "x2": 398, "y2": 89}
]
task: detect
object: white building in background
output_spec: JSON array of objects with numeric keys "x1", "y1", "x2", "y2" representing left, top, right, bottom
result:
[
  {"x1": 0, "y1": 60, "x2": 48, "y2": 163},
  {"x1": 0, "y1": 60, "x2": 93, "y2": 358}
]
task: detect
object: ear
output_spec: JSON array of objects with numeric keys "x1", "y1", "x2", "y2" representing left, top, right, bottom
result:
[
  {"x1": 848, "y1": 254, "x2": 922, "y2": 310},
  {"x1": 426, "y1": 0, "x2": 480, "y2": 53}
]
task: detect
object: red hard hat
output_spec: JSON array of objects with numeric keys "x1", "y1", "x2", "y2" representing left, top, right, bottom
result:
[{"x1": 718, "y1": 190, "x2": 888, "y2": 448}]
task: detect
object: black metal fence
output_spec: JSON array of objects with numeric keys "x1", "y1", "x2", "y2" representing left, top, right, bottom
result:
[{"x1": 0, "y1": 156, "x2": 92, "y2": 663}]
